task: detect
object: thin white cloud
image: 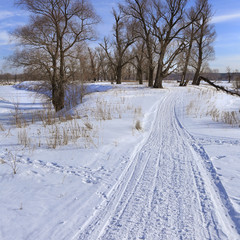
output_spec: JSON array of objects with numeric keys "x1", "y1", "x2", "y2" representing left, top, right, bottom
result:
[
  {"x1": 0, "y1": 22, "x2": 26, "y2": 30},
  {"x1": 0, "y1": 10, "x2": 29, "y2": 21},
  {"x1": 212, "y1": 12, "x2": 240, "y2": 23},
  {"x1": 0, "y1": 10, "x2": 17, "y2": 20}
]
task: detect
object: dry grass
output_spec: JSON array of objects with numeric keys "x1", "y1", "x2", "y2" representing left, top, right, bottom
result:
[
  {"x1": 135, "y1": 120, "x2": 142, "y2": 131},
  {"x1": 10, "y1": 84, "x2": 148, "y2": 151},
  {"x1": 221, "y1": 111, "x2": 239, "y2": 125},
  {"x1": 95, "y1": 101, "x2": 113, "y2": 121},
  {"x1": 0, "y1": 158, "x2": 6, "y2": 164},
  {"x1": 37, "y1": 104, "x2": 57, "y2": 126},
  {"x1": 134, "y1": 107, "x2": 142, "y2": 118},
  {"x1": 233, "y1": 76, "x2": 240, "y2": 90},
  {"x1": 4, "y1": 151, "x2": 18, "y2": 175},
  {"x1": 46, "y1": 125, "x2": 61, "y2": 149},
  {"x1": 0, "y1": 123, "x2": 5, "y2": 131},
  {"x1": 15, "y1": 116, "x2": 98, "y2": 149},
  {"x1": 45, "y1": 119, "x2": 97, "y2": 149},
  {"x1": 18, "y1": 128, "x2": 31, "y2": 147},
  {"x1": 187, "y1": 88, "x2": 240, "y2": 126},
  {"x1": 12, "y1": 102, "x2": 24, "y2": 128},
  {"x1": 83, "y1": 121, "x2": 93, "y2": 130}
]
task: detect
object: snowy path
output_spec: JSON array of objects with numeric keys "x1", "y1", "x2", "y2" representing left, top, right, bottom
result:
[{"x1": 76, "y1": 89, "x2": 239, "y2": 240}]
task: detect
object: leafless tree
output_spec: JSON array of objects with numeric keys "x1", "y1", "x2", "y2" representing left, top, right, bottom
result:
[
  {"x1": 191, "y1": 0, "x2": 215, "y2": 85},
  {"x1": 88, "y1": 47, "x2": 97, "y2": 81},
  {"x1": 121, "y1": 0, "x2": 155, "y2": 86},
  {"x1": 130, "y1": 39, "x2": 147, "y2": 84},
  {"x1": 151, "y1": 0, "x2": 209, "y2": 88},
  {"x1": 179, "y1": 1, "x2": 206, "y2": 86},
  {"x1": 95, "y1": 47, "x2": 111, "y2": 81},
  {"x1": 12, "y1": 0, "x2": 99, "y2": 111},
  {"x1": 65, "y1": 42, "x2": 89, "y2": 82},
  {"x1": 204, "y1": 67, "x2": 220, "y2": 80},
  {"x1": 100, "y1": 8, "x2": 136, "y2": 84}
]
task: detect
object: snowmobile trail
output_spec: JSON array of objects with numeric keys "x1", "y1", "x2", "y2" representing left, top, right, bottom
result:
[{"x1": 76, "y1": 89, "x2": 239, "y2": 240}]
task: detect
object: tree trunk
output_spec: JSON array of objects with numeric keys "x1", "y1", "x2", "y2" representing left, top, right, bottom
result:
[
  {"x1": 192, "y1": 50, "x2": 202, "y2": 86},
  {"x1": 148, "y1": 65, "x2": 154, "y2": 87},
  {"x1": 136, "y1": 67, "x2": 143, "y2": 85},
  {"x1": 51, "y1": 79, "x2": 65, "y2": 112},
  {"x1": 192, "y1": 26, "x2": 203, "y2": 86},
  {"x1": 153, "y1": 61, "x2": 163, "y2": 88},
  {"x1": 116, "y1": 65, "x2": 122, "y2": 84},
  {"x1": 192, "y1": 66, "x2": 201, "y2": 85},
  {"x1": 51, "y1": 79, "x2": 57, "y2": 108},
  {"x1": 228, "y1": 73, "x2": 231, "y2": 83},
  {"x1": 199, "y1": 75, "x2": 240, "y2": 97},
  {"x1": 180, "y1": 24, "x2": 195, "y2": 87},
  {"x1": 51, "y1": 56, "x2": 64, "y2": 111},
  {"x1": 180, "y1": 43, "x2": 193, "y2": 86},
  {"x1": 154, "y1": 75, "x2": 164, "y2": 88},
  {"x1": 54, "y1": 81, "x2": 65, "y2": 112},
  {"x1": 52, "y1": 41, "x2": 65, "y2": 112}
]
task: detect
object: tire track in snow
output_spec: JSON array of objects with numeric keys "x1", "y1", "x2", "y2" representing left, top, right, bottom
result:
[
  {"x1": 76, "y1": 89, "x2": 239, "y2": 240},
  {"x1": 75, "y1": 93, "x2": 170, "y2": 239}
]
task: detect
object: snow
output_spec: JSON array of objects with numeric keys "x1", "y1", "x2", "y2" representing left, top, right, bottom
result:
[
  {"x1": 178, "y1": 83, "x2": 240, "y2": 223},
  {"x1": 0, "y1": 81, "x2": 240, "y2": 239}
]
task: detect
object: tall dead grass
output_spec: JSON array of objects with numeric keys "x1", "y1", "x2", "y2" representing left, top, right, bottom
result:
[
  {"x1": 17, "y1": 118, "x2": 97, "y2": 150},
  {"x1": 18, "y1": 128, "x2": 31, "y2": 147},
  {"x1": 0, "y1": 123, "x2": 4, "y2": 131},
  {"x1": 187, "y1": 88, "x2": 240, "y2": 126}
]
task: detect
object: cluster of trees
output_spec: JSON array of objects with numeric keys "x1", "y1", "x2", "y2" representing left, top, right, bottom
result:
[{"x1": 10, "y1": 0, "x2": 216, "y2": 111}]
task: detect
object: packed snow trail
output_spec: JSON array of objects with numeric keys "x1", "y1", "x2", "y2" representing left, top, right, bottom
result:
[
  {"x1": 74, "y1": 88, "x2": 238, "y2": 240},
  {"x1": 76, "y1": 89, "x2": 239, "y2": 240}
]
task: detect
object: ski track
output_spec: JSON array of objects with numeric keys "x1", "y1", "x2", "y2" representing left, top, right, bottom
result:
[{"x1": 76, "y1": 89, "x2": 239, "y2": 240}]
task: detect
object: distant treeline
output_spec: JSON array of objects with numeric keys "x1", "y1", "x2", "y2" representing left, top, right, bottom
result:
[
  {"x1": 1, "y1": 72, "x2": 240, "y2": 84},
  {"x1": 166, "y1": 72, "x2": 240, "y2": 81},
  {"x1": 0, "y1": 72, "x2": 48, "y2": 83}
]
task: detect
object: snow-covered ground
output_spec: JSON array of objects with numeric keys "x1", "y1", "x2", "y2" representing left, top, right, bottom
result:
[{"x1": 0, "y1": 81, "x2": 239, "y2": 239}]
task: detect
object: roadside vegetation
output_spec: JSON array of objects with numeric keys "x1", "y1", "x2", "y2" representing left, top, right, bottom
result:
[{"x1": 187, "y1": 86, "x2": 240, "y2": 127}]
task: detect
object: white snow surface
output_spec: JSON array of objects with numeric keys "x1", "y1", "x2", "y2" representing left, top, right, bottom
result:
[{"x1": 0, "y1": 81, "x2": 240, "y2": 240}]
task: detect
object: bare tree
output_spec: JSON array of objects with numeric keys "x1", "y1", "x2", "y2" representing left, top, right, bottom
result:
[
  {"x1": 100, "y1": 8, "x2": 136, "y2": 84},
  {"x1": 226, "y1": 66, "x2": 232, "y2": 83},
  {"x1": 94, "y1": 47, "x2": 111, "y2": 81},
  {"x1": 88, "y1": 47, "x2": 97, "y2": 81},
  {"x1": 121, "y1": 0, "x2": 155, "y2": 87},
  {"x1": 204, "y1": 67, "x2": 220, "y2": 80},
  {"x1": 179, "y1": 1, "x2": 206, "y2": 86},
  {"x1": 150, "y1": 0, "x2": 192, "y2": 88},
  {"x1": 13, "y1": 0, "x2": 99, "y2": 111},
  {"x1": 131, "y1": 39, "x2": 146, "y2": 84},
  {"x1": 66, "y1": 42, "x2": 90, "y2": 82},
  {"x1": 191, "y1": 0, "x2": 215, "y2": 85}
]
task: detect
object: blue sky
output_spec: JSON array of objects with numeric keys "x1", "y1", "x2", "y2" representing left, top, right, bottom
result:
[{"x1": 0, "y1": 0, "x2": 240, "y2": 73}]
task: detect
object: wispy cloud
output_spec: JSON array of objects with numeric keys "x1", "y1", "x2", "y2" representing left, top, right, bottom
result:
[
  {"x1": 0, "y1": 10, "x2": 29, "y2": 22},
  {"x1": 212, "y1": 12, "x2": 240, "y2": 23},
  {"x1": 0, "y1": 10, "x2": 21, "y2": 20},
  {"x1": 0, "y1": 22, "x2": 26, "y2": 30},
  {"x1": 0, "y1": 11, "x2": 14, "y2": 20}
]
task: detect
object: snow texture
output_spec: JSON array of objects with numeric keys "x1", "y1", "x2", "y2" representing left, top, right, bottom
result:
[{"x1": 0, "y1": 81, "x2": 239, "y2": 240}]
